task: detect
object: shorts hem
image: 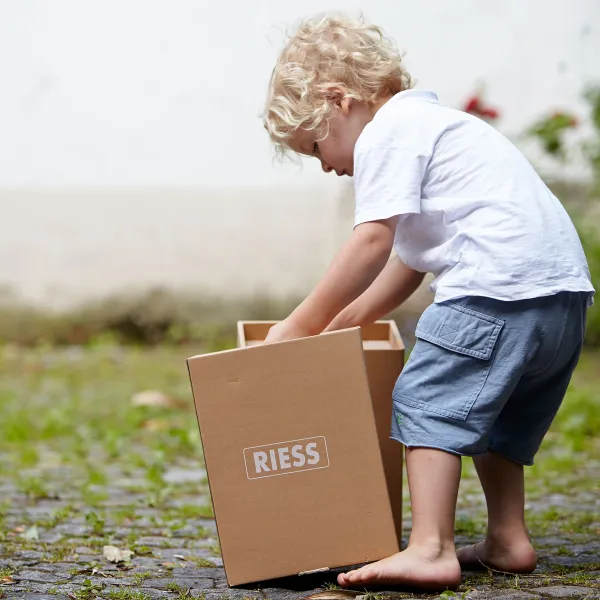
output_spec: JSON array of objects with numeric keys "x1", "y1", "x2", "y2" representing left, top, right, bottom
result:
[
  {"x1": 487, "y1": 445, "x2": 534, "y2": 467},
  {"x1": 390, "y1": 435, "x2": 488, "y2": 459}
]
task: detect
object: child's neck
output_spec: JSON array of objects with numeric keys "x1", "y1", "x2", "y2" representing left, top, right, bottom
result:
[{"x1": 370, "y1": 93, "x2": 394, "y2": 117}]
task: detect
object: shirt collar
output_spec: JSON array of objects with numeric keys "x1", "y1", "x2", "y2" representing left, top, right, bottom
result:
[
  {"x1": 392, "y1": 89, "x2": 439, "y2": 103},
  {"x1": 368, "y1": 89, "x2": 439, "y2": 127}
]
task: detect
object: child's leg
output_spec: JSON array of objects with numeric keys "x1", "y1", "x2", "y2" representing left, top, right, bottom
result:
[
  {"x1": 341, "y1": 292, "x2": 587, "y2": 590},
  {"x1": 455, "y1": 293, "x2": 588, "y2": 573},
  {"x1": 456, "y1": 451, "x2": 536, "y2": 573},
  {"x1": 338, "y1": 447, "x2": 462, "y2": 590}
]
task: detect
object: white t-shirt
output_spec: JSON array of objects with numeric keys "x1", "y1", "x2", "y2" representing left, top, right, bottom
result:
[{"x1": 353, "y1": 89, "x2": 595, "y2": 304}]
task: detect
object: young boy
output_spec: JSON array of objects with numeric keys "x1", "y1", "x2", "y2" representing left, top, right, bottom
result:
[{"x1": 262, "y1": 13, "x2": 595, "y2": 592}]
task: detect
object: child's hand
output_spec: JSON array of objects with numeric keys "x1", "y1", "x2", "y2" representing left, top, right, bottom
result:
[{"x1": 264, "y1": 318, "x2": 313, "y2": 345}]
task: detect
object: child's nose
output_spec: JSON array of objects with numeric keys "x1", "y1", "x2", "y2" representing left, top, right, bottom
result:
[{"x1": 321, "y1": 161, "x2": 333, "y2": 173}]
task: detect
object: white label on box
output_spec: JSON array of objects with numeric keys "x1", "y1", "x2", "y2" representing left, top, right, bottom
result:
[{"x1": 243, "y1": 436, "x2": 330, "y2": 480}]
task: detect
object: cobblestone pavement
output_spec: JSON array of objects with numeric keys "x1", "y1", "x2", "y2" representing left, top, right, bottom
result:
[
  {"x1": 1, "y1": 346, "x2": 598, "y2": 600},
  {"x1": 0, "y1": 461, "x2": 598, "y2": 600}
]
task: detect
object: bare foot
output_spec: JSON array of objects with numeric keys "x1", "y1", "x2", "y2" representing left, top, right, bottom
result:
[
  {"x1": 457, "y1": 539, "x2": 537, "y2": 574},
  {"x1": 337, "y1": 545, "x2": 461, "y2": 591}
]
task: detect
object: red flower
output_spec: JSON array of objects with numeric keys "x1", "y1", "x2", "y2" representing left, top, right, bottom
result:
[
  {"x1": 464, "y1": 96, "x2": 481, "y2": 113},
  {"x1": 482, "y1": 108, "x2": 499, "y2": 120},
  {"x1": 462, "y1": 93, "x2": 500, "y2": 121}
]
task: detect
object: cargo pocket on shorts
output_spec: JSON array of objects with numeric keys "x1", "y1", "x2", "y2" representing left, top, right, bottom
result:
[{"x1": 393, "y1": 301, "x2": 504, "y2": 420}]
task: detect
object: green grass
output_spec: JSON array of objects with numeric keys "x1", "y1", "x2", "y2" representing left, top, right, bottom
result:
[
  {"x1": 3, "y1": 345, "x2": 594, "y2": 485},
  {"x1": 16, "y1": 475, "x2": 51, "y2": 501},
  {"x1": 70, "y1": 578, "x2": 105, "y2": 599},
  {"x1": 0, "y1": 343, "x2": 221, "y2": 595},
  {"x1": 0, "y1": 345, "x2": 204, "y2": 463},
  {"x1": 106, "y1": 590, "x2": 152, "y2": 600},
  {"x1": 84, "y1": 511, "x2": 105, "y2": 536},
  {"x1": 187, "y1": 555, "x2": 217, "y2": 568},
  {"x1": 132, "y1": 571, "x2": 153, "y2": 585},
  {"x1": 525, "y1": 351, "x2": 600, "y2": 512},
  {"x1": 165, "y1": 503, "x2": 214, "y2": 520},
  {"x1": 0, "y1": 567, "x2": 15, "y2": 578},
  {"x1": 454, "y1": 515, "x2": 485, "y2": 537}
]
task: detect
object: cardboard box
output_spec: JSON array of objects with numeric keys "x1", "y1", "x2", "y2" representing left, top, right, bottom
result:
[
  {"x1": 238, "y1": 321, "x2": 405, "y2": 545},
  {"x1": 187, "y1": 328, "x2": 399, "y2": 586}
]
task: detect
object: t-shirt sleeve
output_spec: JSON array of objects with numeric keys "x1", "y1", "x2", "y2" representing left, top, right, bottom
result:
[{"x1": 353, "y1": 143, "x2": 432, "y2": 227}]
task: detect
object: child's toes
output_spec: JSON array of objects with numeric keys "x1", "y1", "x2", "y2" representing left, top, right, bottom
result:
[
  {"x1": 348, "y1": 569, "x2": 365, "y2": 583},
  {"x1": 343, "y1": 570, "x2": 361, "y2": 584},
  {"x1": 344, "y1": 570, "x2": 357, "y2": 583}
]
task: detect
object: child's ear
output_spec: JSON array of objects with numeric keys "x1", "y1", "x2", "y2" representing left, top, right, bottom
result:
[
  {"x1": 324, "y1": 85, "x2": 349, "y2": 110},
  {"x1": 340, "y1": 97, "x2": 352, "y2": 116}
]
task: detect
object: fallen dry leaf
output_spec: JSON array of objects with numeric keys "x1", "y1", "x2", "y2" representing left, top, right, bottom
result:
[
  {"x1": 103, "y1": 545, "x2": 133, "y2": 563},
  {"x1": 140, "y1": 418, "x2": 171, "y2": 432},
  {"x1": 91, "y1": 566, "x2": 109, "y2": 577},
  {"x1": 174, "y1": 554, "x2": 186, "y2": 560},
  {"x1": 0, "y1": 576, "x2": 14, "y2": 585},
  {"x1": 21, "y1": 525, "x2": 39, "y2": 540},
  {"x1": 131, "y1": 390, "x2": 184, "y2": 408},
  {"x1": 116, "y1": 563, "x2": 134, "y2": 571},
  {"x1": 13, "y1": 526, "x2": 25, "y2": 533},
  {"x1": 305, "y1": 593, "x2": 362, "y2": 600}
]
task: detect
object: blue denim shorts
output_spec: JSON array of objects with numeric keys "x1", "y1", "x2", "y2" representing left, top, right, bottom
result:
[{"x1": 391, "y1": 292, "x2": 590, "y2": 465}]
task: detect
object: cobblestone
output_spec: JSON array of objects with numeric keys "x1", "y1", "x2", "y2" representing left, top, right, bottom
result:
[
  {"x1": 531, "y1": 585, "x2": 600, "y2": 598},
  {"x1": 1, "y1": 471, "x2": 598, "y2": 600}
]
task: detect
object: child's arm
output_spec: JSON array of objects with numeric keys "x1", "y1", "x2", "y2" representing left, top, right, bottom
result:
[
  {"x1": 324, "y1": 255, "x2": 424, "y2": 331},
  {"x1": 265, "y1": 217, "x2": 397, "y2": 344}
]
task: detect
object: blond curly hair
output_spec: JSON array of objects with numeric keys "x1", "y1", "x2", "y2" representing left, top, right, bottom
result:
[{"x1": 264, "y1": 13, "x2": 412, "y2": 154}]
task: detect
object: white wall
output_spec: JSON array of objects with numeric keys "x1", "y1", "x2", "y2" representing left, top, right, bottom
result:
[
  {"x1": 0, "y1": 186, "x2": 348, "y2": 307},
  {"x1": 0, "y1": 0, "x2": 598, "y2": 305},
  {"x1": 0, "y1": 0, "x2": 598, "y2": 187}
]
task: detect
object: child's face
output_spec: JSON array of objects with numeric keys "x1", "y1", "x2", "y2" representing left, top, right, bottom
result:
[{"x1": 291, "y1": 97, "x2": 374, "y2": 177}]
